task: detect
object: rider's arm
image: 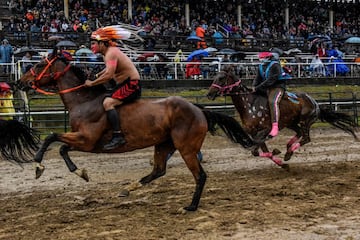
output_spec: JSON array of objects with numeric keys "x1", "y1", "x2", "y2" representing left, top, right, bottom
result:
[
  {"x1": 95, "y1": 68, "x2": 106, "y2": 78},
  {"x1": 255, "y1": 63, "x2": 281, "y2": 90},
  {"x1": 252, "y1": 68, "x2": 263, "y2": 89},
  {"x1": 86, "y1": 55, "x2": 117, "y2": 87}
]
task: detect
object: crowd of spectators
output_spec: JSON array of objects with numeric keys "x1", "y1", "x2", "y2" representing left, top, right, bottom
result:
[{"x1": 4, "y1": 0, "x2": 360, "y2": 46}]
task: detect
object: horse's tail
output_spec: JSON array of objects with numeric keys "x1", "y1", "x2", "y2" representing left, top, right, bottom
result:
[
  {"x1": 0, "y1": 119, "x2": 40, "y2": 164},
  {"x1": 319, "y1": 107, "x2": 359, "y2": 140},
  {"x1": 201, "y1": 110, "x2": 255, "y2": 148}
]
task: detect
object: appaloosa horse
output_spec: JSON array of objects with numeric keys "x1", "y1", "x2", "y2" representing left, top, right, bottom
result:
[{"x1": 207, "y1": 66, "x2": 358, "y2": 167}]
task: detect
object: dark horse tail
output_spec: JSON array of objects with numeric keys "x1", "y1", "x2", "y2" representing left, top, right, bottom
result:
[
  {"x1": 319, "y1": 107, "x2": 358, "y2": 140},
  {"x1": 0, "y1": 119, "x2": 40, "y2": 164},
  {"x1": 201, "y1": 110, "x2": 255, "y2": 148}
]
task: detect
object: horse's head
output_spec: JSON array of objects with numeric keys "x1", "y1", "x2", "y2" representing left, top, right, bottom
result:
[
  {"x1": 18, "y1": 47, "x2": 73, "y2": 94},
  {"x1": 207, "y1": 65, "x2": 241, "y2": 100}
]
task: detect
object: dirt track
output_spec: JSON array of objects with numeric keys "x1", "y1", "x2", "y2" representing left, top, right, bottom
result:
[{"x1": 1, "y1": 128, "x2": 360, "y2": 240}]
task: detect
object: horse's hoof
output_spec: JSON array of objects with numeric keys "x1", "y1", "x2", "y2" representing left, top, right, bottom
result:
[
  {"x1": 281, "y1": 163, "x2": 290, "y2": 171},
  {"x1": 184, "y1": 205, "x2": 197, "y2": 211},
  {"x1": 284, "y1": 152, "x2": 293, "y2": 161},
  {"x1": 35, "y1": 164, "x2": 45, "y2": 179},
  {"x1": 81, "y1": 169, "x2": 89, "y2": 182},
  {"x1": 272, "y1": 148, "x2": 281, "y2": 155},
  {"x1": 75, "y1": 169, "x2": 89, "y2": 182},
  {"x1": 119, "y1": 189, "x2": 129, "y2": 197}
]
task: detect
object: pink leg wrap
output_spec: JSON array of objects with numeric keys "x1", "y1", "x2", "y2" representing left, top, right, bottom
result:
[
  {"x1": 259, "y1": 152, "x2": 273, "y2": 158},
  {"x1": 269, "y1": 122, "x2": 279, "y2": 137},
  {"x1": 290, "y1": 142, "x2": 301, "y2": 152},
  {"x1": 271, "y1": 156, "x2": 283, "y2": 166},
  {"x1": 287, "y1": 135, "x2": 299, "y2": 146}
]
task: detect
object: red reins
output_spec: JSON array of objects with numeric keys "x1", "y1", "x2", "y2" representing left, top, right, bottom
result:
[
  {"x1": 210, "y1": 71, "x2": 242, "y2": 96},
  {"x1": 29, "y1": 56, "x2": 85, "y2": 95}
]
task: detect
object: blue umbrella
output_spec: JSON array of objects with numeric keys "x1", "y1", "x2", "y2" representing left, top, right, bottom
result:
[
  {"x1": 186, "y1": 36, "x2": 202, "y2": 42},
  {"x1": 217, "y1": 48, "x2": 236, "y2": 55},
  {"x1": 308, "y1": 34, "x2": 331, "y2": 41},
  {"x1": 187, "y1": 49, "x2": 209, "y2": 61},
  {"x1": 345, "y1": 37, "x2": 360, "y2": 44}
]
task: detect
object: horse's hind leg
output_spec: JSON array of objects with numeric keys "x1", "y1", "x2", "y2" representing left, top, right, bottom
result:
[
  {"x1": 178, "y1": 148, "x2": 206, "y2": 211},
  {"x1": 285, "y1": 123, "x2": 312, "y2": 161},
  {"x1": 59, "y1": 144, "x2": 89, "y2": 182},
  {"x1": 140, "y1": 141, "x2": 175, "y2": 184}
]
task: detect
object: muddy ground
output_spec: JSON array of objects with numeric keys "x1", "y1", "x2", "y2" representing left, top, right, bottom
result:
[{"x1": 1, "y1": 128, "x2": 360, "y2": 240}]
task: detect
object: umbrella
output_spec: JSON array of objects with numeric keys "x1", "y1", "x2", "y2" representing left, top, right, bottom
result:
[
  {"x1": 229, "y1": 52, "x2": 246, "y2": 62},
  {"x1": 137, "y1": 52, "x2": 155, "y2": 61},
  {"x1": 307, "y1": 34, "x2": 331, "y2": 41},
  {"x1": 56, "y1": 40, "x2": 77, "y2": 48},
  {"x1": 155, "y1": 53, "x2": 169, "y2": 61},
  {"x1": 186, "y1": 36, "x2": 202, "y2": 42},
  {"x1": 204, "y1": 47, "x2": 218, "y2": 52},
  {"x1": 345, "y1": 37, "x2": 360, "y2": 44},
  {"x1": 48, "y1": 35, "x2": 65, "y2": 41},
  {"x1": 0, "y1": 82, "x2": 11, "y2": 92},
  {"x1": 14, "y1": 47, "x2": 39, "y2": 57},
  {"x1": 217, "y1": 48, "x2": 236, "y2": 55},
  {"x1": 284, "y1": 48, "x2": 302, "y2": 55},
  {"x1": 75, "y1": 48, "x2": 94, "y2": 56},
  {"x1": 187, "y1": 49, "x2": 209, "y2": 61},
  {"x1": 270, "y1": 47, "x2": 284, "y2": 56}
]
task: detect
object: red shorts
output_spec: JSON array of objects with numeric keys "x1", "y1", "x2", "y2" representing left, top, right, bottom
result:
[{"x1": 111, "y1": 79, "x2": 141, "y2": 103}]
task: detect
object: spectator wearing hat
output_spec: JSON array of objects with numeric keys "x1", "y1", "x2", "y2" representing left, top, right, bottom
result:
[
  {"x1": 0, "y1": 82, "x2": 15, "y2": 120},
  {"x1": 0, "y1": 39, "x2": 13, "y2": 74}
]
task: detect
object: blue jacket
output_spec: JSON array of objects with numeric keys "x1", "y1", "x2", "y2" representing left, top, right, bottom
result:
[
  {"x1": 0, "y1": 44, "x2": 13, "y2": 63},
  {"x1": 253, "y1": 60, "x2": 285, "y2": 93}
]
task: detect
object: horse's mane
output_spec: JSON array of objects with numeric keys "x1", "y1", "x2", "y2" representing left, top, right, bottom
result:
[
  {"x1": 59, "y1": 57, "x2": 107, "y2": 93},
  {"x1": 70, "y1": 64, "x2": 87, "y2": 82},
  {"x1": 221, "y1": 65, "x2": 252, "y2": 93}
]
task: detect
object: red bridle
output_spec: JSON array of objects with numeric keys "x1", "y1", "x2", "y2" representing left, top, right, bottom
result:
[
  {"x1": 210, "y1": 71, "x2": 242, "y2": 96},
  {"x1": 29, "y1": 56, "x2": 84, "y2": 95}
]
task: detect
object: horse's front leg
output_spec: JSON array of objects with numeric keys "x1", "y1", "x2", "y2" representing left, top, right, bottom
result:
[
  {"x1": 253, "y1": 143, "x2": 288, "y2": 169},
  {"x1": 35, "y1": 133, "x2": 58, "y2": 179},
  {"x1": 60, "y1": 144, "x2": 89, "y2": 182},
  {"x1": 35, "y1": 131, "x2": 93, "y2": 179}
]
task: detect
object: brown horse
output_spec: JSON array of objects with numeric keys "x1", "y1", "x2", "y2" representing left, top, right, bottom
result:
[
  {"x1": 18, "y1": 50, "x2": 254, "y2": 211},
  {"x1": 0, "y1": 119, "x2": 39, "y2": 164},
  {"x1": 207, "y1": 66, "x2": 358, "y2": 167}
]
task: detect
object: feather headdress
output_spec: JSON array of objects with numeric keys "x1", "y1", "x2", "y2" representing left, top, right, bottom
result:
[
  {"x1": 91, "y1": 24, "x2": 144, "y2": 43},
  {"x1": 91, "y1": 25, "x2": 132, "y2": 42}
]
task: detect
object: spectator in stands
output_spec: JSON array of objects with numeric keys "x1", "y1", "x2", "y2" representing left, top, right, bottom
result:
[
  {"x1": 317, "y1": 43, "x2": 327, "y2": 58},
  {"x1": 185, "y1": 56, "x2": 202, "y2": 79},
  {"x1": 22, "y1": 51, "x2": 33, "y2": 74},
  {"x1": 310, "y1": 54, "x2": 326, "y2": 77},
  {"x1": 0, "y1": 39, "x2": 13, "y2": 74},
  {"x1": 196, "y1": 20, "x2": 207, "y2": 49},
  {"x1": 0, "y1": 82, "x2": 15, "y2": 120}
]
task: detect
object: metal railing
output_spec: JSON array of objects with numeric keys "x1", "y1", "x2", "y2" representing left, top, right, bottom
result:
[
  {"x1": 5, "y1": 59, "x2": 360, "y2": 84},
  {"x1": 1, "y1": 92, "x2": 360, "y2": 138}
]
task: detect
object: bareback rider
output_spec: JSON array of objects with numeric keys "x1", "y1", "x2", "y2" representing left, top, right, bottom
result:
[
  {"x1": 85, "y1": 26, "x2": 141, "y2": 150},
  {"x1": 252, "y1": 52, "x2": 285, "y2": 139}
]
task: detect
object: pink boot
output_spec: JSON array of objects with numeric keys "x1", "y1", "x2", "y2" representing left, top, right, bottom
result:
[{"x1": 268, "y1": 122, "x2": 279, "y2": 138}]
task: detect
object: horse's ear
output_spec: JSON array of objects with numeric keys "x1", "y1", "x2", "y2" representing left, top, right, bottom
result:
[
  {"x1": 224, "y1": 64, "x2": 235, "y2": 74},
  {"x1": 50, "y1": 46, "x2": 58, "y2": 59}
]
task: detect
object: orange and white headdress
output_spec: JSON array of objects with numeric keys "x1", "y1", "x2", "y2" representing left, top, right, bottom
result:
[{"x1": 91, "y1": 25, "x2": 132, "y2": 42}]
